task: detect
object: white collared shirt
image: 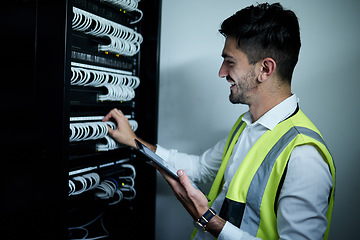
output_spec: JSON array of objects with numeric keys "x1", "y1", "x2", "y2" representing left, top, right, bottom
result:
[{"x1": 156, "y1": 94, "x2": 333, "y2": 240}]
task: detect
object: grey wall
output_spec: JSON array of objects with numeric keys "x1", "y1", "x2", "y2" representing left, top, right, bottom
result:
[{"x1": 155, "y1": 0, "x2": 360, "y2": 239}]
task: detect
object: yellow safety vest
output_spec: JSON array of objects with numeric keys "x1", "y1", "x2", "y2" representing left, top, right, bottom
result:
[{"x1": 192, "y1": 109, "x2": 335, "y2": 239}]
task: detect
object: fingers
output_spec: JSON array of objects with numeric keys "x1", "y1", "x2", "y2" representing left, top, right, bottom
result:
[
  {"x1": 156, "y1": 167, "x2": 209, "y2": 219},
  {"x1": 177, "y1": 170, "x2": 209, "y2": 214},
  {"x1": 102, "y1": 109, "x2": 114, "y2": 122},
  {"x1": 103, "y1": 108, "x2": 121, "y2": 137},
  {"x1": 103, "y1": 108, "x2": 124, "y2": 122},
  {"x1": 102, "y1": 108, "x2": 137, "y2": 147}
]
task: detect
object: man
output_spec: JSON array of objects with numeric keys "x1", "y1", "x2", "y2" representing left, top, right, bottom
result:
[{"x1": 103, "y1": 3, "x2": 335, "y2": 239}]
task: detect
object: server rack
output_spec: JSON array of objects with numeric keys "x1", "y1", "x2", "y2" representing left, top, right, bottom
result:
[{"x1": 1, "y1": 0, "x2": 161, "y2": 239}]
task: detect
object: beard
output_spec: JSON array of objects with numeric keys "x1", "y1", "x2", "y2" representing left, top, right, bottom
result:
[{"x1": 229, "y1": 67, "x2": 259, "y2": 105}]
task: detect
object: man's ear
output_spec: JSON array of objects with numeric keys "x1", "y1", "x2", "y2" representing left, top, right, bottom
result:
[{"x1": 258, "y1": 58, "x2": 276, "y2": 82}]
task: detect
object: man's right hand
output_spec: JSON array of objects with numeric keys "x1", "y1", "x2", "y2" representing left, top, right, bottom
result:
[
  {"x1": 103, "y1": 108, "x2": 138, "y2": 148},
  {"x1": 103, "y1": 108, "x2": 157, "y2": 152}
]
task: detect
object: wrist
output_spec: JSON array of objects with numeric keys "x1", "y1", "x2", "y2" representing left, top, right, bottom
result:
[
  {"x1": 193, "y1": 208, "x2": 225, "y2": 237},
  {"x1": 128, "y1": 136, "x2": 138, "y2": 148},
  {"x1": 134, "y1": 138, "x2": 157, "y2": 152},
  {"x1": 193, "y1": 208, "x2": 216, "y2": 232},
  {"x1": 205, "y1": 214, "x2": 226, "y2": 237}
]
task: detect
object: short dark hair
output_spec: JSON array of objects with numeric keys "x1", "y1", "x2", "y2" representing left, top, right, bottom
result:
[{"x1": 219, "y1": 3, "x2": 301, "y2": 84}]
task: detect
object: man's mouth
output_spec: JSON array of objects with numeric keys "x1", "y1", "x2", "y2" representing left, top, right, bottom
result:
[{"x1": 227, "y1": 78, "x2": 236, "y2": 89}]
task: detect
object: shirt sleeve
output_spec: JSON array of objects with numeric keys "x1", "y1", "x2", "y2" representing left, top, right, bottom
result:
[
  {"x1": 277, "y1": 144, "x2": 333, "y2": 239},
  {"x1": 218, "y1": 222, "x2": 261, "y2": 240},
  {"x1": 218, "y1": 145, "x2": 332, "y2": 240},
  {"x1": 155, "y1": 138, "x2": 227, "y2": 184}
]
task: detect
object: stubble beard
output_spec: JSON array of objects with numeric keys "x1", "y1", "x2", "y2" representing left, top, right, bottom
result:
[{"x1": 229, "y1": 68, "x2": 258, "y2": 105}]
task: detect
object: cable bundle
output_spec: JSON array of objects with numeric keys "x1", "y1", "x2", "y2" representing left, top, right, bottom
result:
[
  {"x1": 71, "y1": 64, "x2": 139, "y2": 102},
  {"x1": 69, "y1": 121, "x2": 116, "y2": 142},
  {"x1": 94, "y1": 164, "x2": 137, "y2": 203},
  {"x1": 95, "y1": 179, "x2": 122, "y2": 204},
  {"x1": 70, "y1": 120, "x2": 137, "y2": 146},
  {"x1": 69, "y1": 164, "x2": 136, "y2": 201},
  {"x1": 102, "y1": 0, "x2": 143, "y2": 24},
  {"x1": 72, "y1": 7, "x2": 143, "y2": 56},
  {"x1": 98, "y1": 84, "x2": 135, "y2": 101},
  {"x1": 97, "y1": 136, "x2": 119, "y2": 151},
  {"x1": 68, "y1": 164, "x2": 136, "y2": 239},
  {"x1": 117, "y1": 164, "x2": 136, "y2": 200},
  {"x1": 98, "y1": 35, "x2": 140, "y2": 57},
  {"x1": 69, "y1": 172, "x2": 101, "y2": 196},
  {"x1": 71, "y1": 66, "x2": 140, "y2": 88}
]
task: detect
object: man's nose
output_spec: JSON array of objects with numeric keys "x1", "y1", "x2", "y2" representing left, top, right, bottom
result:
[{"x1": 219, "y1": 61, "x2": 228, "y2": 78}]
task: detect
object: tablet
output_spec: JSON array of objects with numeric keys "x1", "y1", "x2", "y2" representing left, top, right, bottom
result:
[{"x1": 135, "y1": 139, "x2": 200, "y2": 191}]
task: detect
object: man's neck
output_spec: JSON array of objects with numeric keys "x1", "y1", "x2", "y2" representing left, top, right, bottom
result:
[{"x1": 249, "y1": 91, "x2": 292, "y2": 123}]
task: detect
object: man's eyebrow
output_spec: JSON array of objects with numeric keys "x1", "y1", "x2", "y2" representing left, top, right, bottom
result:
[{"x1": 221, "y1": 53, "x2": 236, "y2": 61}]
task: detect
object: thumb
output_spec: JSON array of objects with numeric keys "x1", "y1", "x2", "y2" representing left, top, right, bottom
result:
[
  {"x1": 107, "y1": 125, "x2": 115, "y2": 137},
  {"x1": 177, "y1": 169, "x2": 193, "y2": 191},
  {"x1": 176, "y1": 169, "x2": 209, "y2": 218}
]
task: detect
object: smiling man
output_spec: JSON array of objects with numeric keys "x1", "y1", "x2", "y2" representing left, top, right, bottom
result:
[{"x1": 103, "y1": 3, "x2": 335, "y2": 240}]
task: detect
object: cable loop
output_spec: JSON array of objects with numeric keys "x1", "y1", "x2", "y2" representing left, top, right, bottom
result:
[{"x1": 72, "y1": 7, "x2": 142, "y2": 56}]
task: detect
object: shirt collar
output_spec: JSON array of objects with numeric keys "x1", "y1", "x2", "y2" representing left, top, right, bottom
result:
[{"x1": 242, "y1": 94, "x2": 298, "y2": 131}]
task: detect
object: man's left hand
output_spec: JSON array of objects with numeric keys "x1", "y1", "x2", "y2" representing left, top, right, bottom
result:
[{"x1": 155, "y1": 165, "x2": 209, "y2": 220}]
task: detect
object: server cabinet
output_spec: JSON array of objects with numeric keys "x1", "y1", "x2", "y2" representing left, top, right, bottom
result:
[{"x1": 1, "y1": 0, "x2": 161, "y2": 239}]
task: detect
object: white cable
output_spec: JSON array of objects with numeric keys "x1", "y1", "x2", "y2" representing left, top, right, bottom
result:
[
  {"x1": 83, "y1": 173, "x2": 101, "y2": 190},
  {"x1": 97, "y1": 135, "x2": 120, "y2": 151},
  {"x1": 69, "y1": 180, "x2": 76, "y2": 195},
  {"x1": 117, "y1": 164, "x2": 136, "y2": 199},
  {"x1": 120, "y1": 185, "x2": 136, "y2": 200},
  {"x1": 69, "y1": 165, "x2": 136, "y2": 205},
  {"x1": 71, "y1": 65, "x2": 140, "y2": 102},
  {"x1": 71, "y1": 66, "x2": 140, "y2": 88},
  {"x1": 72, "y1": 176, "x2": 88, "y2": 195},
  {"x1": 97, "y1": 84, "x2": 135, "y2": 102},
  {"x1": 119, "y1": 163, "x2": 136, "y2": 179},
  {"x1": 95, "y1": 180, "x2": 117, "y2": 199},
  {"x1": 98, "y1": 36, "x2": 140, "y2": 56},
  {"x1": 108, "y1": 189, "x2": 124, "y2": 205},
  {"x1": 69, "y1": 122, "x2": 111, "y2": 142},
  {"x1": 69, "y1": 212, "x2": 109, "y2": 240},
  {"x1": 130, "y1": 9, "x2": 143, "y2": 24},
  {"x1": 69, "y1": 172, "x2": 101, "y2": 196},
  {"x1": 69, "y1": 118, "x2": 138, "y2": 155},
  {"x1": 72, "y1": 7, "x2": 142, "y2": 56}
]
